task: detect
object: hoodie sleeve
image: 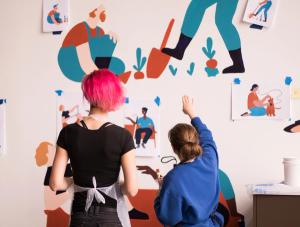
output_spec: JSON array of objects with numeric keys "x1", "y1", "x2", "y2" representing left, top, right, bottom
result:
[
  {"x1": 191, "y1": 117, "x2": 218, "y2": 165},
  {"x1": 154, "y1": 175, "x2": 183, "y2": 226}
]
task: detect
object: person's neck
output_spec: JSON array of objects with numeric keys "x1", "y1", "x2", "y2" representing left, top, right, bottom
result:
[
  {"x1": 86, "y1": 17, "x2": 98, "y2": 29},
  {"x1": 89, "y1": 108, "x2": 108, "y2": 121}
]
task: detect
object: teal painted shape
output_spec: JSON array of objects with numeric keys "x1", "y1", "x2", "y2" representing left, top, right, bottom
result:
[
  {"x1": 205, "y1": 67, "x2": 219, "y2": 77},
  {"x1": 58, "y1": 46, "x2": 85, "y2": 82},
  {"x1": 187, "y1": 62, "x2": 195, "y2": 76},
  {"x1": 58, "y1": 21, "x2": 125, "y2": 82},
  {"x1": 109, "y1": 57, "x2": 126, "y2": 75},
  {"x1": 181, "y1": 0, "x2": 241, "y2": 50},
  {"x1": 219, "y1": 169, "x2": 235, "y2": 200},
  {"x1": 55, "y1": 90, "x2": 63, "y2": 96},
  {"x1": 154, "y1": 96, "x2": 161, "y2": 106},
  {"x1": 169, "y1": 65, "x2": 178, "y2": 76}
]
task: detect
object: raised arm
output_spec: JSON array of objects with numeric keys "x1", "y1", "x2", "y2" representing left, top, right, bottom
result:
[{"x1": 182, "y1": 96, "x2": 218, "y2": 162}]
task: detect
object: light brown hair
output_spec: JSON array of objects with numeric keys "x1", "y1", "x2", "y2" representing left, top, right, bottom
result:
[{"x1": 168, "y1": 123, "x2": 202, "y2": 162}]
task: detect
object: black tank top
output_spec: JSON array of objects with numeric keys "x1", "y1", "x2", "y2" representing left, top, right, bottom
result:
[{"x1": 57, "y1": 121, "x2": 135, "y2": 210}]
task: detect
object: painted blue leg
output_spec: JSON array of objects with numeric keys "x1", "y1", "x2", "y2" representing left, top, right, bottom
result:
[
  {"x1": 216, "y1": 0, "x2": 244, "y2": 73},
  {"x1": 181, "y1": 0, "x2": 216, "y2": 38},
  {"x1": 162, "y1": 0, "x2": 216, "y2": 60}
]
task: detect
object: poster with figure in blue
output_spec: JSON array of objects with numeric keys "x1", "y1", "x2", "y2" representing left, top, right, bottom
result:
[
  {"x1": 243, "y1": 0, "x2": 279, "y2": 27},
  {"x1": 43, "y1": 0, "x2": 69, "y2": 32},
  {"x1": 0, "y1": 99, "x2": 7, "y2": 156}
]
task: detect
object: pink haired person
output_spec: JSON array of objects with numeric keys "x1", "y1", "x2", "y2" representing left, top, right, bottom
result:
[{"x1": 50, "y1": 69, "x2": 138, "y2": 227}]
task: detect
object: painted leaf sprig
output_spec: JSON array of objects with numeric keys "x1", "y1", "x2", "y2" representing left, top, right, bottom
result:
[
  {"x1": 202, "y1": 37, "x2": 216, "y2": 59},
  {"x1": 133, "y1": 48, "x2": 147, "y2": 72}
]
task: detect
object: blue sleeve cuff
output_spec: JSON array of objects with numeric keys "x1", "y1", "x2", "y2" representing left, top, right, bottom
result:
[{"x1": 191, "y1": 117, "x2": 204, "y2": 128}]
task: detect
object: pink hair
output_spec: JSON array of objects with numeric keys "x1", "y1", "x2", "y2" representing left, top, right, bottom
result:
[{"x1": 82, "y1": 69, "x2": 125, "y2": 112}]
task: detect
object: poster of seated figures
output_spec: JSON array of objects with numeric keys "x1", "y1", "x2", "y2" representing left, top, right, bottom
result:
[
  {"x1": 123, "y1": 98, "x2": 160, "y2": 157},
  {"x1": 232, "y1": 79, "x2": 291, "y2": 120}
]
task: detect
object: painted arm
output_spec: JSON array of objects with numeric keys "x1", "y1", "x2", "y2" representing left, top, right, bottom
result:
[
  {"x1": 49, "y1": 146, "x2": 73, "y2": 191},
  {"x1": 253, "y1": 95, "x2": 270, "y2": 107},
  {"x1": 76, "y1": 43, "x2": 98, "y2": 75},
  {"x1": 259, "y1": 0, "x2": 268, "y2": 5},
  {"x1": 69, "y1": 105, "x2": 79, "y2": 113},
  {"x1": 126, "y1": 117, "x2": 137, "y2": 125},
  {"x1": 51, "y1": 15, "x2": 60, "y2": 25},
  {"x1": 121, "y1": 149, "x2": 138, "y2": 197}
]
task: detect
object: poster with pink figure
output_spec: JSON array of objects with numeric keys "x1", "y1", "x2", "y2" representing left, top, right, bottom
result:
[
  {"x1": 243, "y1": 0, "x2": 279, "y2": 27},
  {"x1": 232, "y1": 79, "x2": 291, "y2": 120},
  {"x1": 43, "y1": 0, "x2": 69, "y2": 32}
]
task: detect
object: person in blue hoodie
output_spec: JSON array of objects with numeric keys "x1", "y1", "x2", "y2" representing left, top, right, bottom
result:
[{"x1": 154, "y1": 96, "x2": 224, "y2": 227}]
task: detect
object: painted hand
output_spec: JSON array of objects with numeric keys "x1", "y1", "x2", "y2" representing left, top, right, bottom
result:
[{"x1": 107, "y1": 31, "x2": 119, "y2": 43}]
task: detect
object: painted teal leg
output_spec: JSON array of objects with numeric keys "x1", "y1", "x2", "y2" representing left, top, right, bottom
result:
[
  {"x1": 109, "y1": 57, "x2": 126, "y2": 75},
  {"x1": 181, "y1": 0, "x2": 217, "y2": 38},
  {"x1": 215, "y1": 0, "x2": 241, "y2": 51}
]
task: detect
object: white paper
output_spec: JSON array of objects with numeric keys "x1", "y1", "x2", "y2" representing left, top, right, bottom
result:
[
  {"x1": 43, "y1": 0, "x2": 69, "y2": 32},
  {"x1": 232, "y1": 80, "x2": 291, "y2": 120},
  {"x1": 56, "y1": 91, "x2": 89, "y2": 136},
  {"x1": 0, "y1": 99, "x2": 7, "y2": 155},
  {"x1": 123, "y1": 99, "x2": 160, "y2": 157},
  {"x1": 243, "y1": 0, "x2": 279, "y2": 27}
]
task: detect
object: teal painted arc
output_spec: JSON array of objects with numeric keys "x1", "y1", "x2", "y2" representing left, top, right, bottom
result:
[
  {"x1": 219, "y1": 169, "x2": 235, "y2": 200},
  {"x1": 58, "y1": 22, "x2": 125, "y2": 82}
]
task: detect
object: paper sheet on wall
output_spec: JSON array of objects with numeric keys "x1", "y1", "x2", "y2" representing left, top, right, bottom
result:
[
  {"x1": 0, "y1": 99, "x2": 7, "y2": 155},
  {"x1": 123, "y1": 99, "x2": 160, "y2": 157},
  {"x1": 43, "y1": 0, "x2": 70, "y2": 32},
  {"x1": 232, "y1": 80, "x2": 291, "y2": 120},
  {"x1": 243, "y1": 0, "x2": 279, "y2": 28},
  {"x1": 55, "y1": 91, "x2": 124, "y2": 137}
]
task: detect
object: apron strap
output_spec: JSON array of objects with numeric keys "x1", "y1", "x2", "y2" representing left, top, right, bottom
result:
[
  {"x1": 96, "y1": 27, "x2": 101, "y2": 37},
  {"x1": 80, "y1": 120, "x2": 88, "y2": 129},
  {"x1": 83, "y1": 21, "x2": 92, "y2": 39}
]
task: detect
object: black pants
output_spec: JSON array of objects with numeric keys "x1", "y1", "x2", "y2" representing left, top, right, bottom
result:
[
  {"x1": 135, "y1": 128, "x2": 153, "y2": 144},
  {"x1": 70, "y1": 205, "x2": 122, "y2": 227}
]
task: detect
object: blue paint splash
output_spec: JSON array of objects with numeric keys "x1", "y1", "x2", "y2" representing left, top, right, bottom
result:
[
  {"x1": 233, "y1": 78, "x2": 241, "y2": 85},
  {"x1": 285, "y1": 76, "x2": 293, "y2": 86},
  {"x1": 154, "y1": 96, "x2": 161, "y2": 107},
  {"x1": 125, "y1": 97, "x2": 130, "y2": 104},
  {"x1": 55, "y1": 90, "x2": 63, "y2": 96}
]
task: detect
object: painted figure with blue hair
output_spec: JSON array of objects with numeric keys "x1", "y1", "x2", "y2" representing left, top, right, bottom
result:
[
  {"x1": 47, "y1": 4, "x2": 63, "y2": 25},
  {"x1": 249, "y1": 0, "x2": 273, "y2": 22},
  {"x1": 162, "y1": 0, "x2": 245, "y2": 74}
]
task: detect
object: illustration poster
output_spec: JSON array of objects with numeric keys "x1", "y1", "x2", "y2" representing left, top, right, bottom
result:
[
  {"x1": 43, "y1": 0, "x2": 69, "y2": 32},
  {"x1": 232, "y1": 79, "x2": 291, "y2": 120},
  {"x1": 243, "y1": 0, "x2": 279, "y2": 27},
  {"x1": 124, "y1": 99, "x2": 160, "y2": 157}
]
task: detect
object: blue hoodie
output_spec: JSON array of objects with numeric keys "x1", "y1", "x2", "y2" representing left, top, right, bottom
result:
[{"x1": 154, "y1": 117, "x2": 222, "y2": 227}]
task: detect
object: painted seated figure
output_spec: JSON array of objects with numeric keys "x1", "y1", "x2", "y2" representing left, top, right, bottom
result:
[{"x1": 58, "y1": 5, "x2": 130, "y2": 83}]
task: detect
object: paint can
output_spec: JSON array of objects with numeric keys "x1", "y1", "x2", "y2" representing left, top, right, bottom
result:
[{"x1": 283, "y1": 158, "x2": 300, "y2": 187}]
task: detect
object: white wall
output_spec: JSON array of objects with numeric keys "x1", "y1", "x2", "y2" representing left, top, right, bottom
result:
[{"x1": 0, "y1": 0, "x2": 300, "y2": 226}]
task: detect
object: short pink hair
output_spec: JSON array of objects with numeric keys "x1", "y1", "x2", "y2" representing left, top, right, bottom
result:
[{"x1": 82, "y1": 69, "x2": 125, "y2": 112}]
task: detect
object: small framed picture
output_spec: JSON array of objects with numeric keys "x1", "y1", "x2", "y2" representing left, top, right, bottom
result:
[
  {"x1": 243, "y1": 0, "x2": 279, "y2": 28},
  {"x1": 43, "y1": 0, "x2": 70, "y2": 32}
]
